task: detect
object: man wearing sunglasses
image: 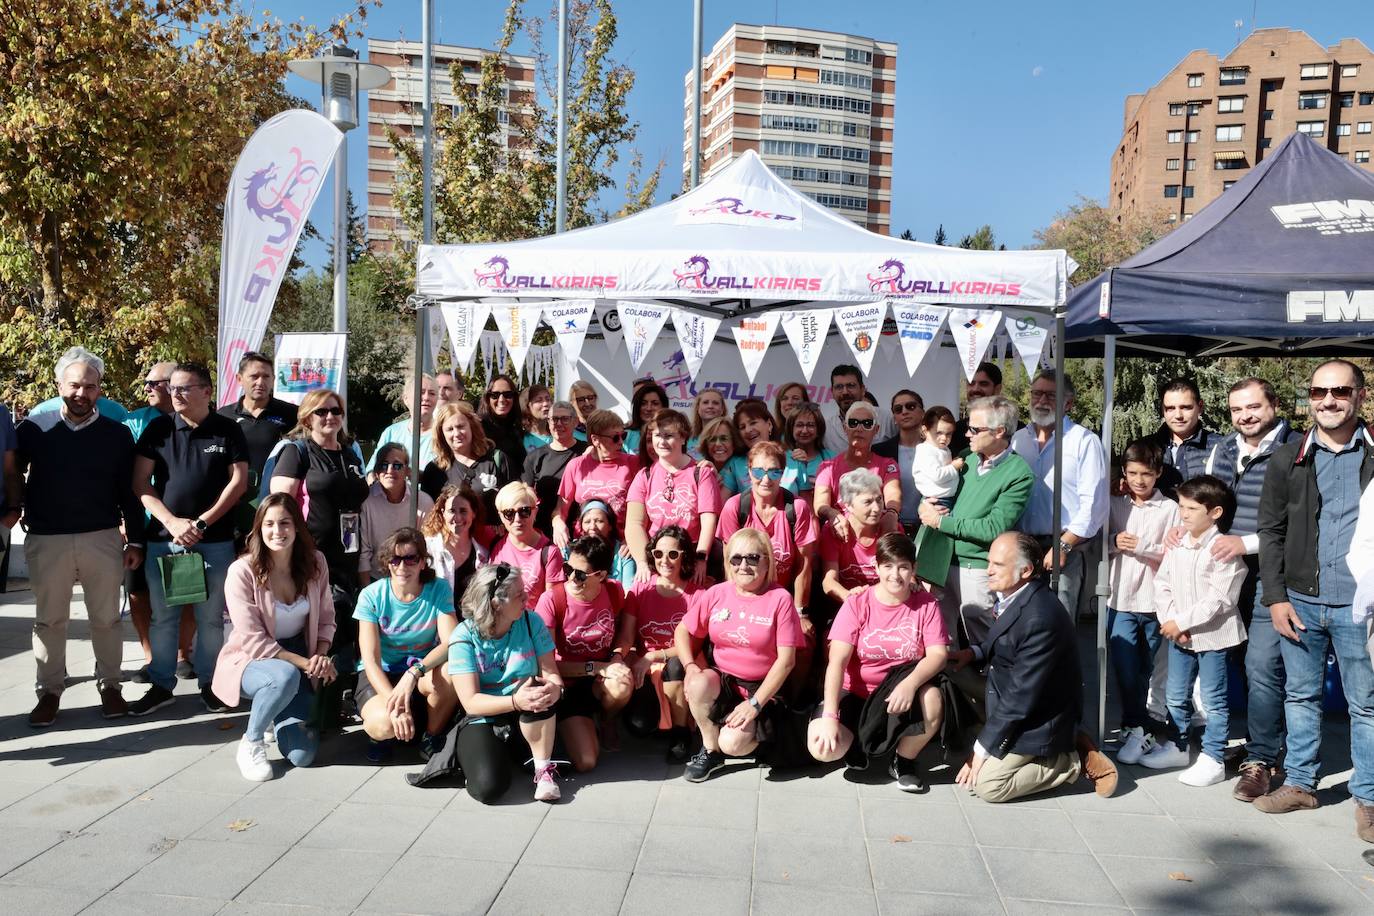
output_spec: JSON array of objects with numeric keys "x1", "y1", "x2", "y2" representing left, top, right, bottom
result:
[
  {"x1": 820, "y1": 364, "x2": 894, "y2": 454},
  {"x1": 874, "y1": 389, "x2": 927, "y2": 535},
  {"x1": 1257, "y1": 359, "x2": 1374, "y2": 843}
]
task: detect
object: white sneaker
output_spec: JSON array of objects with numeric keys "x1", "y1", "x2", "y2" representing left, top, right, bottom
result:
[
  {"x1": 236, "y1": 736, "x2": 273, "y2": 782},
  {"x1": 1117, "y1": 727, "x2": 1156, "y2": 765},
  {"x1": 533, "y1": 762, "x2": 561, "y2": 802},
  {"x1": 1178, "y1": 754, "x2": 1226, "y2": 787},
  {"x1": 1137, "y1": 740, "x2": 1190, "y2": 770}
]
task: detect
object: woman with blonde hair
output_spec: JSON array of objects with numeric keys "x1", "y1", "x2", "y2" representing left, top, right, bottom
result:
[
  {"x1": 772, "y1": 381, "x2": 808, "y2": 431},
  {"x1": 490, "y1": 481, "x2": 565, "y2": 608},
  {"x1": 687, "y1": 388, "x2": 728, "y2": 458},
  {"x1": 359, "y1": 444, "x2": 433, "y2": 584},
  {"x1": 568, "y1": 379, "x2": 599, "y2": 433},
  {"x1": 421, "y1": 401, "x2": 513, "y2": 518}
]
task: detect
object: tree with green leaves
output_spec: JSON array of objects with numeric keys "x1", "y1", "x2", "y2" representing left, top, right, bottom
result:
[
  {"x1": 933, "y1": 224, "x2": 947, "y2": 246},
  {"x1": 958, "y1": 225, "x2": 997, "y2": 250},
  {"x1": 1033, "y1": 196, "x2": 1174, "y2": 285}
]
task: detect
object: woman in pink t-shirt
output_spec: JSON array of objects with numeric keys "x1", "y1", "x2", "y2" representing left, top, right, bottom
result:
[
  {"x1": 820, "y1": 468, "x2": 885, "y2": 603},
  {"x1": 489, "y1": 482, "x2": 564, "y2": 609},
  {"x1": 675, "y1": 528, "x2": 804, "y2": 783},
  {"x1": 552, "y1": 410, "x2": 639, "y2": 550},
  {"x1": 623, "y1": 526, "x2": 704, "y2": 762},
  {"x1": 809, "y1": 533, "x2": 949, "y2": 792},
  {"x1": 626, "y1": 410, "x2": 720, "y2": 586},
  {"x1": 813, "y1": 401, "x2": 902, "y2": 542}
]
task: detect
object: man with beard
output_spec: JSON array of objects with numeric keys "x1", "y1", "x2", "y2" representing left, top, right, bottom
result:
[{"x1": 821, "y1": 364, "x2": 894, "y2": 454}]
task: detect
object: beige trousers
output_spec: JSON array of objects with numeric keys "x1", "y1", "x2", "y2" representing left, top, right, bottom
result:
[
  {"x1": 25, "y1": 528, "x2": 126, "y2": 696},
  {"x1": 974, "y1": 749, "x2": 1082, "y2": 804}
]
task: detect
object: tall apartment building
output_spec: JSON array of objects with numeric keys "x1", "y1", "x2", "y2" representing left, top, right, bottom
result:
[
  {"x1": 365, "y1": 39, "x2": 536, "y2": 253},
  {"x1": 683, "y1": 24, "x2": 897, "y2": 234},
  {"x1": 1111, "y1": 29, "x2": 1374, "y2": 223}
]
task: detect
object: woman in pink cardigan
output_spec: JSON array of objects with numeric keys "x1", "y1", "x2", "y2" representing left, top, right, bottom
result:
[{"x1": 213, "y1": 493, "x2": 338, "y2": 782}]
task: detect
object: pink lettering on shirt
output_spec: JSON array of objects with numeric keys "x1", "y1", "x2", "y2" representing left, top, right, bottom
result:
[
  {"x1": 558, "y1": 451, "x2": 639, "y2": 533},
  {"x1": 491, "y1": 534, "x2": 565, "y2": 607},
  {"x1": 535, "y1": 584, "x2": 619, "y2": 662},
  {"x1": 627, "y1": 462, "x2": 722, "y2": 542}
]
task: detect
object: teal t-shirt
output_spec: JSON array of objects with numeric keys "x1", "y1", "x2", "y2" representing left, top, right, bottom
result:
[
  {"x1": 623, "y1": 428, "x2": 643, "y2": 457},
  {"x1": 448, "y1": 610, "x2": 555, "y2": 697},
  {"x1": 31, "y1": 396, "x2": 128, "y2": 422},
  {"x1": 370, "y1": 418, "x2": 438, "y2": 472},
  {"x1": 718, "y1": 454, "x2": 750, "y2": 496},
  {"x1": 783, "y1": 447, "x2": 835, "y2": 494},
  {"x1": 353, "y1": 577, "x2": 455, "y2": 672},
  {"x1": 525, "y1": 430, "x2": 587, "y2": 451}
]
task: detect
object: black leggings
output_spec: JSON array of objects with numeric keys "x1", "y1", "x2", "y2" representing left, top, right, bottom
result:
[{"x1": 456, "y1": 708, "x2": 555, "y2": 804}]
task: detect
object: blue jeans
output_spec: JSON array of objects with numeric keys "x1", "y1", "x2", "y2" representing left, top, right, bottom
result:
[
  {"x1": 240, "y1": 633, "x2": 318, "y2": 767},
  {"x1": 1108, "y1": 608, "x2": 1161, "y2": 731},
  {"x1": 1244, "y1": 603, "x2": 1287, "y2": 767},
  {"x1": 1277, "y1": 594, "x2": 1374, "y2": 802},
  {"x1": 146, "y1": 540, "x2": 235, "y2": 691},
  {"x1": 1166, "y1": 642, "x2": 1230, "y2": 763}
]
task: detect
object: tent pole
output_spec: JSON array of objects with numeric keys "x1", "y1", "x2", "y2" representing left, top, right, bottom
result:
[
  {"x1": 1051, "y1": 309, "x2": 1065, "y2": 590},
  {"x1": 690, "y1": 0, "x2": 704, "y2": 188},
  {"x1": 1096, "y1": 335, "x2": 1117, "y2": 746},
  {"x1": 555, "y1": 0, "x2": 568, "y2": 233},
  {"x1": 409, "y1": 0, "x2": 435, "y2": 521}
]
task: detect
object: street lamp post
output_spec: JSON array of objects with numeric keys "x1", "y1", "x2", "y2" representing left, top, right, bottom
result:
[{"x1": 288, "y1": 45, "x2": 391, "y2": 404}]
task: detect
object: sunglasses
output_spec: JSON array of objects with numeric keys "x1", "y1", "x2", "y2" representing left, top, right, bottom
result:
[
  {"x1": 749, "y1": 467, "x2": 784, "y2": 481},
  {"x1": 1309, "y1": 385, "x2": 1356, "y2": 401},
  {"x1": 966, "y1": 425, "x2": 991, "y2": 435},
  {"x1": 846, "y1": 417, "x2": 875, "y2": 429},
  {"x1": 652, "y1": 548, "x2": 682, "y2": 561},
  {"x1": 388, "y1": 554, "x2": 422, "y2": 567},
  {"x1": 597, "y1": 432, "x2": 625, "y2": 444},
  {"x1": 377, "y1": 461, "x2": 408, "y2": 472},
  {"x1": 705, "y1": 435, "x2": 731, "y2": 445},
  {"x1": 312, "y1": 406, "x2": 344, "y2": 418},
  {"x1": 143, "y1": 379, "x2": 169, "y2": 389},
  {"x1": 500, "y1": 506, "x2": 535, "y2": 522},
  {"x1": 488, "y1": 390, "x2": 515, "y2": 401},
  {"x1": 561, "y1": 563, "x2": 600, "y2": 584},
  {"x1": 575, "y1": 395, "x2": 598, "y2": 403},
  {"x1": 892, "y1": 401, "x2": 922, "y2": 414},
  {"x1": 728, "y1": 553, "x2": 763, "y2": 568}
]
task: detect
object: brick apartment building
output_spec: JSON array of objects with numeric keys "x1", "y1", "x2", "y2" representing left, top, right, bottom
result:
[
  {"x1": 1111, "y1": 28, "x2": 1374, "y2": 223},
  {"x1": 365, "y1": 39, "x2": 536, "y2": 253},
  {"x1": 684, "y1": 24, "x2": 897, "y2": 234}
]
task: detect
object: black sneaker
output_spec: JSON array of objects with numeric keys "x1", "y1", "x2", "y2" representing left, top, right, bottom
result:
[
  {"x1": 419, "y1": 732, "x2": 445, "y2": 762},
  {"x1": 890, "y1": 754, "x2": 926, "y2": 793},
  {"x1": 129, "y1": 665, "x2": 151, "y2": 685},
  {"x1": 684, "y1": 747, "x2": 726, "y2": 783},
  {"x1": 844, "y1": 743, "x2": 869, "y2": 771},
  {"x1": 176, "y1": 659, "x2": 196, "y2": 681},
  {"x1": 127, "y1": 685, "x2": 175, "y2": 717},
  {"x1": 665, "y1": 726, "x2": 692, "y2": 764},
  {"x1": 201, "y1": 686, "x2": 229, "y2": 713}
]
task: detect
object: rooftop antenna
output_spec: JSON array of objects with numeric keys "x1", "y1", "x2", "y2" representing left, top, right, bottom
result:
[{"x1": 1235, "y1": 18, "x2": 1244, "y2": 46}]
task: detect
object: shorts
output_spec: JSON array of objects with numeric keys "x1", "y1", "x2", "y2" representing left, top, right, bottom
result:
[
  {"x1": 707, "y1": 671, "x2": 765, "y2": 726},
  {"x1": 557, "y1": 675, "x2": 601, "y2": 721},
  {"x1": 355, "y1": 669, "x2": 428, "y2": 734},
  {"x1": 811, "y1": 690, "x2": 864, "y2": 733}
]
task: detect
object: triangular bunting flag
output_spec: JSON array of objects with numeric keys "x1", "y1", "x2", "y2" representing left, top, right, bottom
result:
[
  {"x1": 890, "y1": 304, "x2": 948, "y2": 377},
  {"x1": 947, "y1": 308, "x2": 1003, "y2": 382},
  {"x1": 672, "y1": 311, "x2": 723, "y2": 381},
  {"x1": 780, "y1": 308, "x2": 833, "y2": 383},
  {"x1": 730, "y1": 312, "x2": 781, "y2": 383},
  {"x1": 426, "y1": 309, "x2": 447, "y2": 371},
  {"x1": 595, "y1": 300, "x2": 623, "y2": 356},
  {"x1": 616, "y1": 301, "x2": 672, "y2": 372},
  {"x1": 542, "y1": 299, "x2": 597, "y2": 367},
  {"x1": 491, "y1": 302, "x2": 542, "y2": 376},
  {"x1": 441, "y1": 302, "x2": 491, "y2": 373},
  {"x1": 1004, "y1": 312, "x2": 1052, "y2": 379},
  {"x1": 832, "y1": 300, "x2": 888, "y2": 376}
]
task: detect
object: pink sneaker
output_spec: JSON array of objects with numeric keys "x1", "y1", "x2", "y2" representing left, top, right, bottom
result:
[{"x1": 534, "y1": 762, "x2": 561, "y2": 802}]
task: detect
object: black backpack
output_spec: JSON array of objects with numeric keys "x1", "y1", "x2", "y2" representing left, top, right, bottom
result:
[{"x1": 737, "y1": 488, "x2": 797, "y2": 531}]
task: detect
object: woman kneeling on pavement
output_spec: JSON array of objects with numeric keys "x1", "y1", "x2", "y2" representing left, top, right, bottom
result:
[
  {"x1": 675, "y1": 528, "x2": 804, "y2": 782},
  {"x1": 449, "y1": 563, "x2": 565, "y2": 802},
  {"x1": 355, "y1": 527, "x2": 459, "y2": 761},
  {"x1": 216, "y1": 494, "x2": 337, "y2": 781},
  {"x1": 808, "y1": 533, "x2": 948, "y2": 792}
]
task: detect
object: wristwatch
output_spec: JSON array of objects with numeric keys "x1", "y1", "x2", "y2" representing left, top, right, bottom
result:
[
  {"x1": 409, "y1": 661, "x2": 427, "y2": 679},
  {"x1": 585, "y1": 661, "x2": 596, "y2": 676},
  {"x1": 1058, "y1": 538, "x2": 1073, "y2": 556},
  {"x1": 748, "y1": 695, "x2": 762, "y2": 712},
  {"x1": 193, "y1": 518, "x2": 208, "y2": 532}
]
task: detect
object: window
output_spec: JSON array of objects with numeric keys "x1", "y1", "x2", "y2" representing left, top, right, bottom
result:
[
  {"x1": 762, "y1": 89, "x2": 871, "y2": 114},
  {"x1": 1167, "y1": 213, "x2": 1179, "y2": 223},
  {"x1": 1262, "y1": 79, "x2": 1282, "y2": 92},
  {"x1": 1215, "y1": 125, "x2": 1243, "y2": 141},
  {"x1": 1163, "y1": 184, "x2": 1180, "y2": 198},
  {"x1": 1215, "y1": 157, "x2": 1246, "y2": 170},
  {"x1": 1260, "y1": 137, "x2": 1272, "y2": 149},
  {"x1": 806, "y1": 191, "x2": 867, "y2": 211},
  {"x1": 1262, "y1": 109, "x2": 1274, "y2": 120},
  {"x1": 845, "y1": 48, "x2": 872, "y2": 64},
  {"x1": 1182, "y1": 186, "x2": 1195, "y2": 198},
  {"x1": 1218, "y1": 96, "x2": 1245, "y2": 113},
  {"x1": 1223, "y1": 180, "x2": 1238, "y2": 191},
  {"x1": 1300, "y1": 63, "x2": 1331, "y2": 79},
  {"x1": 1185, "y1": 158, "x2": 1197, "y2": 170},
  {"x1": 1357, "y1": 150, "x2": 1371, "y2": 163},
  {"x1": 1341, "y1": 93, "x2": 1355, "y2": 108},
  {"x1": 1186, "y1": 130, "x2": 1200, "y2": 142},
  {"x1": 1219, "y1": 67, "x2": 1248, "y2": 85},
  {"x1": 1167, "y1": 130, "x2": 1183, "y2": 143},
  {"x1": 1168, "y1": 102, "x2": 1186, "y2": 116},
  {"x1": 1360, "y1": 122, "x2": 1372, "y2": 134},
  {"x1": 1298, "y1": 91, "x2": 1328, "y2": 109},
  {"x1": 1187, "y1": 73, "x2": 1203, "y2": 87},
  {"x1": 1363, "y1": 92, "x2": 1374, "y2": 106},
  {"x1": 1338, "y1": 123, "x2": 1352, "y2": 137},
  {"x1": 761, "y1": 114, "x2": 819, "y2": 132},
  {"x1": 1165, "y1": 158, "x2": 1180, "y2": 170},
  {"x1": 1297, "y1": 121, "x2": 1326, "y2": 137},
  {"x1": 761, "y1": 139, "x2": 817, "y2": 157},
  {"x1": 816, "y1": 143, "x2": 869, "y2": 163},
  {"x1": 1342, "y1": 64, "x2": 1360, "y2": 78},
  {"x1": 819, "y1": 70, "x2": 872, "y2": 90}
]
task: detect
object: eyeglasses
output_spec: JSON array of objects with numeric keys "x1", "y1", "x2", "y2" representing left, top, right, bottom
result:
[
  {"x1": 169, "y1": 385, "x2": 207, "y2": 396},
  {"x1": 705, "y1": 435, "x2": 731, "y2": 445},
  {"x1": 596, "y1": 431, "x2": 625, "y2": 444},
  {"x1": 575, "y1": 395, "x2": 598, "y2": 404},
  {"x1": 1309, "y1": 385, "x2": 1356, "y2": 401},
  {"x1": 378, "y1": 461, "x2": 408, "y2": 472},
  {"x1": 728, "y1": 553, "x2": 763, "y2": 568},
  {"x1": 489, "y1": 562, "x2": 513, "y2": 600},
  {"x1": 550, "y1": 415, "x2": 575, "y2": 424},
  {"x1": 966, "y1": 425, "x2": 991, "y2": 436},
  {"x1": 1029, "y1": 389, "x2": 1058, "y2": 402},
  {"x1": 749, "y1": 467, "x2": 784, "y2": 481},
  {"x1": 488, "y1": 390, "x2": 515, "y2": 401},
  {"x1": 891, "y1": 401, "x2": 922, "y2": 414},
  {"x1": 846, "y1": 417, "x2": 875, "y2": 430},
  {"x1": 500, "y1": 506, "x2": 535, "y2": 522},
  {"x1": 143, "y1": 379, "x2": 169, "y2": 390},
  {"x1": 311, "y1": 406, "x2": 344, "y2": 418},
  {"x1": 652, "y1": 548, "x2": 682, "y2": 561},
  {"x1": 561, "y1": 563, "x2": 599, "y2": 584},
  {"x1": 388, "y1": 554, "x2": 422, "y2": 567}
]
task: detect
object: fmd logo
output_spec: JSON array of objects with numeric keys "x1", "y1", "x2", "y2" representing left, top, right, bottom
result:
[
  {"x1": 1287, "y1": 290, "x2": 1374, "y2": 322},
  {"x1": 1271, "y1": 199, "x2": 1374, "y2": 235}
]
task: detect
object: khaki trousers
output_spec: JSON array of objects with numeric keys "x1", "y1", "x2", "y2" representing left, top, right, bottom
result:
[
  {"x1": 974, "y1": 749, "x2": 1082, "y2": 804},
  {"x1": 25, "y1": 528, "x2": 126, "y2": 696}
]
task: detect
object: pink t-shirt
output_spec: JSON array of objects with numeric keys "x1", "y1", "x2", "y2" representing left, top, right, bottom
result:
[
  {"x1": 681, "y1": 583, "x2": 804, "y2": 682},
  {"x1": 716, "y1": 494, "x2": 818, "y2": 587},
  {"x1": 534, "y1": 582, "x2": 621, "y2": 662},
  {"x1": 820, "y1": 528, "x2": 880, "y2": 591},
  {"x1": 626, "y1": 579, "x2": 699, "y2": 651},
  {"x1": 814, "y1": 453, "x2": 900, "y2": 503},
  {"x1": 829, "y1": 588, "x2": 948, "y2": 697},
  {"x1": 490, "y1": 534, "x2": 565, "y2": 607},
  {"x1": 558, "y1": 451, "x2": 639, "y2": 533},
  {"x1": 627, "y1": 461, "x2": 723, "y2": 542}
]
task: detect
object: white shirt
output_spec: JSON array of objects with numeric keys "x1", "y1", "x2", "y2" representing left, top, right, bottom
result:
[
  {"x1": 1208, "y1": 423, "x2": 1283, "y2": 555},
  {"x1": 1107, "y1": 491, "x2": 1179, "y2": 613},
  {"x1": 913, "y1": 440, "x2": 960, "y2": 498},
  {"x1": 60, "y1": 406, "x2": 101, "y2": 432},
  {"x1": 1011, "y1": 418, "x2": 1108, "y2": 540},
  {"x1": 821, "y1": 401, "x2": 894, "y2": 454},
  {"x1": 273, "y1": 595, "x2": 310, "y2": 640},
  {"x1": 1154, "y1": 525, "x2": 1247, "y2": 652}
]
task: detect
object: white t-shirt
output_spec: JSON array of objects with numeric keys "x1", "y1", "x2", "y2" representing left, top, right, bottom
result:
[
  {"x1": 913, "y1": 440, "x2": 960, "y2": 498},
  {"x1": 274, "y1": 596, "x2": 311, "y2": 640}
]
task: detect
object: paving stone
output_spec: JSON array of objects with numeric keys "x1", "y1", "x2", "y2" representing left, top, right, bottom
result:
[
  {"x1": 1003, "y1": 899, "x2": 1128, "y2": 914},
  {"x1": 867, "y1": 839, "x2": 996, "y2": 897},
  {"x1": 189, "y1": 796, "x2": 332, "y2": 847},
  {"x1": 753, "y1": 832, "x2": 871, "y2": 890},
  {"x1": 349, "y1": 765, "x2": 458, "y2": 807},
  {"x1": 2, "y1": 830, "x2": 171, "y2": 894},
  {"x1": 546, "y1": 778, "x2": 660, "y2": 825},
  {"x1": 634, "y1": 822, "x2": 754, "y2": 878},
  {"x1": 0, "y1": 883, "x2": 98, "y2": 915},
  {"x1": 0, "y1": 780, "x2": 134, "y2": 832},
  {"x1": 0, "y1": 825, "x2": 68, "y2": 877},
  {"x1": 880, "y1": 892, "x2": 1007, "y2": 915},
  {"x1": 859, "y1": 797, "x2": 974, "y2": 844},
  {"x1": 1094, "y1": 854, "x2": 1245, "y2": 913},
  {"x1": 238, "y1": 846, "x2": 397, "y2": 910},
  {"x1": 489, "y1": 863, "x2": 630, "y2": 915},
  {"x1": 980, "y1": 848, "x2": 1125, "y2": 907},
  {"x1": 752, "y1": 879, "x2": 878, "y2": 915},
  {"x1": 297, "y1": 801, "x2": 439, "y2": 853},
  {"x1": 964, "y1": 805, "x2": 1088, "y2": 853},
  {"x1": 1228, "y1": 863, "x2": 1374, "y2": 913},
  {"x1": 120, "y1": 838, "x2": 288, "y2": 899},
  {"x1": 1066, "y1": 810, "x2": 1207, "y2": 859},
  {"x1": 520, "y1": 817, "x2": 645, "y2": 871},
  {"x1": 247, "y1": 757, "x2": 375, "y2": 802},
  {"x1": 84, "y1": 787, "x2": 238, "y2": 841},
  {"x1": 649, "y1": 784, "x2": 757, "y2": 831},
  {"x1": 1172, "y1": 814, "x2": 1330, "y2": 869},
  {"x1": 759, "y1": 764, "x2": 860, "y2": 798},
  {"x1": 0, "y1": 777, "x2": 49, "y2": 810},
  {"x1": 217, "y1": 902, "x2": 333, "y2": 915},
  {"x1": 79, "y1": 892, "x2": 226, "y2": 915},
  {"x1": 358, "y1": 854, "x2": 512, "y2": 914},
  {"x1": 410, "y1": 807, "x2": 544, "y2": 863},
  {"x1": 620, "y1": 871, "x2": 750, "y2": 915},
  {"x1": 758, "y1": 790, "x2": 862, "y2": 836}
]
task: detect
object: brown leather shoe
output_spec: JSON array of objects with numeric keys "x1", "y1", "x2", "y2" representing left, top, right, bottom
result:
[
  {"x1": 28, "y1": 693, "x2": 59, "y2": 728},
  {"x1": 100, "y1": 687, "x2": 128, "y2": 719},
  {"x1": 1075, "y1": 732, "x2": 1119, "y2": 798},
  {"x1": 1233, "y1": 762, "x2": 1274, "y2": 802},
  {"x1": 1357, "y1": 804, "x2": 1374, "y2": 844},
  {"x1": 1253, "y1": 784, "x2": 1319, "y2": 814}
]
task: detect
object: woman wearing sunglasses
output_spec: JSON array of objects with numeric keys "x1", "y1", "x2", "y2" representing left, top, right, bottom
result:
[
  {"x1": 354, "y1": 528, "x2": 458, "y2": 762},
  {"x1": 813, "y1": 401, "x2": 902, "y2": 543},
  {"x1": 782, "y1": 402, "x2": 834, "y2": 497},
  {"x1": 491, "y1": 482, "x2": 565, "y2": 609},
  {"x1": 270, "y1": 389, "x2": 370, "y2": 612},
  {"x1": 552, "y1": 410, "x2": 638, "y2": 550},
  {"x1": 675, "y1": 528, "x2": 804, "y2": 782},
  {"x1": 626, "y1": 410, "x2": 720, "y2": 587},
  {"x1": 820, "y1": 469, "x2": 886, "y2": 605},
  {"x1": 534, "y1": 536, "x2": 634, "y2": 771},
  {"x1": 215, "y1": 494, "x2": 336, "y2": 782},
  {"x1": 422, "y1": 401, "x2": 513, "y2": 519},
  {"x1": 359, "y1": 445, "x2": 433, "y2": 584},
  {"x1": 623, "y1": 526, "x2": 703, "y2": 762},
  {"x1": 478, "y1": 373, "x2": 526, "y2": 472},
  {"x1": 422, "y1": 483, "x2": 491, "y2": 597},
  {"x1": 625, "y1": 382, "x2": 668, "y2": 461},
  {"x1": 697, "y1": 416, "x2": 750, "y2": 502},
  {"x1": 687, "y1": 388, "x2": 728, "y2": 459},
  {"x1": 449, "y1": 563, "x2": 565, "y2": 803},
  {"x1": 809, "y1": 533, "x2": 948, "y2": 792}
]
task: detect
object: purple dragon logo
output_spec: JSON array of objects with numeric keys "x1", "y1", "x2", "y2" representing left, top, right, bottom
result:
[
  {"x1": 867, "y1": 258, "x2": 906, "y2": 293},
  {"x1": 244, "y1": 148, "x2": 320, "y2": 244},
  {"x1": 673, "y1": 255, "x2": 711, "y2": 289},
  {"x1": 474, "y1": 256, "x2": 512, "y2": 289}
]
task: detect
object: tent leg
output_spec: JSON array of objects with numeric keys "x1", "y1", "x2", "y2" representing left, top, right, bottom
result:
[
  {"x1": 408, "y1": 305, "x2": 428, "y2": 520},
  {"x1": 1050, "y1": 311, "x2": 1065, "y2": 590},
  {"x1": 1096, "y1": 335, "x2": 1117, "y2": 746}
]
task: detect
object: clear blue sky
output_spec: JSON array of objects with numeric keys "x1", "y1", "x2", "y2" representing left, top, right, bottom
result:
[{"x1": 273, "y1": 0, "x2": 1373, "y2": 267}]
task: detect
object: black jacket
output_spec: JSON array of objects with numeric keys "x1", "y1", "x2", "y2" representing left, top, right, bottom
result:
[
  {"x1": 873, "y1": 435, "x2": 907, "y2": 461},
  {"x1": 1257, "y1": 427, "x2": 1374, "y2": 606},
  {"x1": 975, "y1": 581, "x2": 1082, "y2": 760}
]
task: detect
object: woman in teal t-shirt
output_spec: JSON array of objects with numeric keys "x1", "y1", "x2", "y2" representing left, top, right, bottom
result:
[{"x1": 354, "y1": 527, "x2": 458, "y2": 761}]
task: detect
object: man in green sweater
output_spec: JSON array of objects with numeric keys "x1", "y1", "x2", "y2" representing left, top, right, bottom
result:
[{"x1": 917, "y1": 395, "x2": 1033, "y2": 647}]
